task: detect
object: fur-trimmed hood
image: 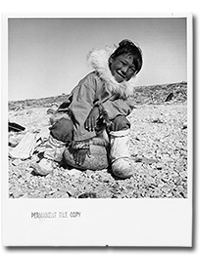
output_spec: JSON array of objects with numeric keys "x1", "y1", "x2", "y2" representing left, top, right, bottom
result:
[{"x1": 87, "y1": 46, "x2": 137, "y2": 98}]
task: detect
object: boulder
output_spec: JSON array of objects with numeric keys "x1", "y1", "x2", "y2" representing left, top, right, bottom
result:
[{"x1": 63, "y1": 144, "x2": 109, "y2": 171}]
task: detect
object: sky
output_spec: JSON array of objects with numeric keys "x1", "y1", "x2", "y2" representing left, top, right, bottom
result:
[{"x1": 8, "y1": 17, "x2": 187, "y2": 101}]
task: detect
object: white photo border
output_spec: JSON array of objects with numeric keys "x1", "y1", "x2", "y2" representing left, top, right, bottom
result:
[{"x1": 2, "y1": 13, "x2": 193, "y2": 247}]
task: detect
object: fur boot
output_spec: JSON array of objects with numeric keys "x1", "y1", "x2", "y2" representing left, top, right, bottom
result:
[
  {"x1": 31, "y1": 135, "x2": 66, "y2": 176},
  {"x1": 109, "y1": 129, "x2": 134, "y2": 179}
]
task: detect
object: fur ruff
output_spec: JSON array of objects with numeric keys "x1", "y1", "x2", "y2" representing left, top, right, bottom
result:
[{"x1": 87, "y1": 46, "x2": 137, "y2": 98}]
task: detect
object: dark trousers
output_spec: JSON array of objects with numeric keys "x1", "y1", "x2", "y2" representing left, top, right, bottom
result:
[{"x1": 50, "y1": 115, "x2": 130, "y2": 143}]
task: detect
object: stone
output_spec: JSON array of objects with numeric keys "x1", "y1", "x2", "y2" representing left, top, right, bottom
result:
[{"x1": 63, "y1": 144, "x2": 109, "y2": 171}]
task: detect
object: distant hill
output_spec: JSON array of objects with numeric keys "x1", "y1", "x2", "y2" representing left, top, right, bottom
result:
[{"x1": 8, "y1": 81, "x2": 187, "y2": 111}]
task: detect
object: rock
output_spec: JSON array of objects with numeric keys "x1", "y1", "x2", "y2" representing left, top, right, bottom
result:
[
  {"x1": 63, "y1": 144, "x2": 108, "y2": 171},
  {"x1": 78, "y1": 192, "x2": 97, "y2": 198},
  {"x1": 182, "y1": 123, "x2": 187, "y2": 130},
  {"x1": 152, "y1": 118, "x2": 164, "y2": 124},
  {"x1": 66, "y1": 169, "x2": 83, "y2": 176},
  {"x1": 165, "y1": 92, "x2": 174, "y2": 102},
  {"x1": 46, "y1": 108, "x2": 56, "y2": 115},
  {"x1": 12, "y1": 158, "x2": 22, "y2": 166}
]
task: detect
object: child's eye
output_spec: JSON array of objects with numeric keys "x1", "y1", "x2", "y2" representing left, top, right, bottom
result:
[
  {"x1": 128, "y1": 67, "x2": 135, "y2": 74},
  {"x1": 120, "y1": 61, "x2": 126, "y2": 66},
  {"x1": 129, "y1": 66, "x2": 136, "y2": 73},
  {"x1": 131, "y1": 68, "x2": 136, "y2": 73}
]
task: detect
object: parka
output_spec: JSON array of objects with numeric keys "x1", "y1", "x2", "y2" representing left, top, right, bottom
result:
[{"x1": 60, "y1": 46, "x2": 136, "y2": 142}]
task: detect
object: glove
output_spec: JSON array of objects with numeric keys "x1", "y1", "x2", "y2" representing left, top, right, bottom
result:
[{"x1": 84, "y1": 106, "x2": 100, "y2": 132}]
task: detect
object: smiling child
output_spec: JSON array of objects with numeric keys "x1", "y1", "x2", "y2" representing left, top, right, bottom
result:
[{"x1": 32, "y1": 39, "x2": 143, "y2": 178}]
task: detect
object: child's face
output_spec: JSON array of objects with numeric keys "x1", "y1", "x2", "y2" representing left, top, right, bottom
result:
[{"x1": 109, "y1": 53, "x2": 136, "y2": 83}]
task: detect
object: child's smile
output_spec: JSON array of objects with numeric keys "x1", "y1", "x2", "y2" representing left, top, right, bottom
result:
[{"x1": 109, "y1": 54, "x2": 136, "y2": 83}]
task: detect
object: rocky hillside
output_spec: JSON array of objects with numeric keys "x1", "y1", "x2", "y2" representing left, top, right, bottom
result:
[{"x1": 8, "y1": 81, "x2": 187, "y2": 110}]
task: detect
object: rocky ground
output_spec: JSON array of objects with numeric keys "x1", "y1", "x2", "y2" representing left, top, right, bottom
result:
[{"x1": 8, "y1": 82, "x2": 188, "y2": 198}]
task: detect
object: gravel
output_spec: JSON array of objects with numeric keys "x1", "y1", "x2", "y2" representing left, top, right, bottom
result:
[{"x1": 8, "y1": 82, "x2": 188, "y2": 198}]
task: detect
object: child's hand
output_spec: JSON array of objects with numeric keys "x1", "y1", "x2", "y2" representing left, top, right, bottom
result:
[
  {"x1": 84, "y1": 106, "x2": 100, "y2": 131},
  {"x1": 69, "y1": 142, "x2": 91, "y2": 166},
  {"x1": 73, "y1": 147, "x2": 91, "y2": 166}
]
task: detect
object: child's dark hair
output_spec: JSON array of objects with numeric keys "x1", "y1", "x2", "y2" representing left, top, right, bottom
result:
[{"x1": 111, "y1": 39, "x2": 143, "y2": 74}]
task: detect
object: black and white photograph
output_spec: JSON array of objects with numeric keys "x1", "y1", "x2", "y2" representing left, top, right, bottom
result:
[{"x1": 2, "y1": 13, "x2": 193, "y2": 246}]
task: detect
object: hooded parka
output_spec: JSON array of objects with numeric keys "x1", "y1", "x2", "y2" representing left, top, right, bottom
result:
[{"x1": 61, "y1": 47, "x2": 136, "y2": 141}]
